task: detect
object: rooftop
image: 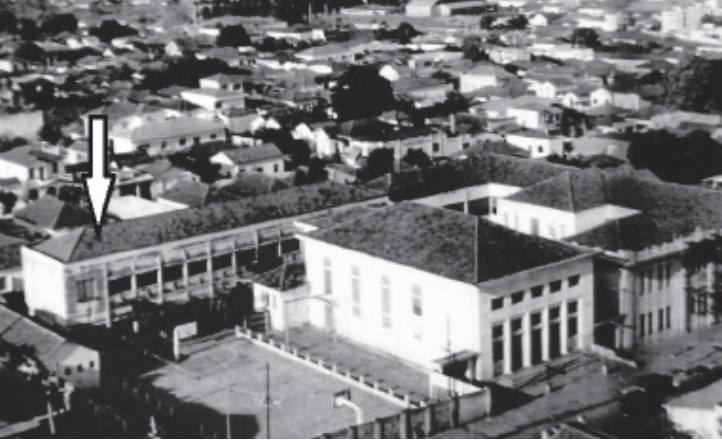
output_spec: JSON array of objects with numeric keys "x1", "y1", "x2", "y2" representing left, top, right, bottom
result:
[
  {"x1": 32, "y1": 182, "x2": 385, "y2": 264},
  {"x1": 305, "y1": 202, "x2": 583, "y2": 286},
  {"x1": 15, "y1": 196, "x2": 92, "y2": 230}
]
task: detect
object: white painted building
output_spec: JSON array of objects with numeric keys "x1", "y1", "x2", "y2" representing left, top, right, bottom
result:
[{"x1": 296, "y1": 202, "x2": 595, "y2": 380}]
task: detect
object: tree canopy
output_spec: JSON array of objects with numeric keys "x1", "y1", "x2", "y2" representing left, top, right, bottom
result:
[
  {"x1": 664, "y1": 57, "x2": 722, "y2": 113},
  {"x1": 627, "y1": 130, "x2": 722, "y2": 184},
  {"x1": 331, "y1": 65, "x2": 395, "y2": 121},
  {"x1": 89, "y1": 19, "x2": 138, "y2": 43},
  {"x1": 216, "y1": 24, "x2": 251, "y2": 47},
  {"x1": 40, "y1": 13, "x2": 77, "y2": 34}
]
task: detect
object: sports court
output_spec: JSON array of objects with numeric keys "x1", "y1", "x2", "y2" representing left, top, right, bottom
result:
[{"x1": 140, "y1": 334, "x2": 403, "y2": 438}]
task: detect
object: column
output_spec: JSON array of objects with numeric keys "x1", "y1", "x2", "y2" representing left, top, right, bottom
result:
[
  {"x1": 131, "y1": 260, "x2": 138, "y2": 299},
  {"x1": 502, "y1": 319, "x2": 512, "y2": 374},
  {"x1": 522, "y1": 312, "x2": 532, "y2": 368},
  {"x1": 206, "y1": 241, "x2": 214, "y2": 298},
  {"x1": 103, "y1": 263, "x2": 111, "y2": 328},
  {"x1": 541, "y1": 307, "x2": 550, "y2": 361},
  {"x1": 560, "y1": 301, "x2": 568, "y2": 355},
  {"x1": 231, "y1": 241, "x2": 238, "y2": 276},
  {"x1": 619, "y1": 268, "x2": 636, "y2": 349},
  {"x1": 156, "y1": 255, "x2": 164, "y2": 305}
]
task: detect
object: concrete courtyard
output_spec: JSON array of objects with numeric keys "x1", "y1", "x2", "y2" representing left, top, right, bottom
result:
[{"x1": 140, "y1": 334, "x2": 403, "y2": 438}]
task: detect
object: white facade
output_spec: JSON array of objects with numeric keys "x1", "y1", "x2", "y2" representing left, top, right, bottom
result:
[
  {"x1": 504, "y1": 132, "x2": 564, "y2": 158},
  {"x1": 298, "y1": 234, "x2": 595, "y2": 380},
  {"x1": 459, "y1": 72, "x2": 498, "y2": 93},
  {"x1": 180, "y1": 89, "x2": 245, "y2": 111},
  {"x1": 589, "y1": 88, "x2": 613, "y2": 107}
]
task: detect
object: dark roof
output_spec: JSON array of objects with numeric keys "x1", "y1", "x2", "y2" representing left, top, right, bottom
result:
[
  {"x1": 32, "y1": 182, "x2": 386, "y2": 263},
  {"x1": 568, "y1": 173, "x2": 722, "y2": 251},
  {"x1": 305, "y1": 202, "x2": 583, "y2": 285},
  {"x1": 507, "y1": 171, "x2": 610, "y2": 212},
  {"x1": 389, "y1": 151, "x2": 575, "y2": 201},
  {"x1": 15, "y1": 197, "x2": 92, "y2": 230}
]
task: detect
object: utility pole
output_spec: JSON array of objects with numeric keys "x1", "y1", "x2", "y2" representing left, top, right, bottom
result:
[
  {"x1": 226, "y1": 386, "x2": 232, "y2": 439},
  {"x1": 266, "y1": 362, "x2": 271, "y2": 439}
]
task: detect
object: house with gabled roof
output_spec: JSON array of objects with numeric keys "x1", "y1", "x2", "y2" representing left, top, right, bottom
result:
[
  {"x1": 109, "y1": 116, "x2": 227, "y2": 155},
  {"x1": 14, "y1": 196, "x2": 92, "y2": 236},
  {"x1": 210, "y1": 143, "x2": 286, "y2": 177}
]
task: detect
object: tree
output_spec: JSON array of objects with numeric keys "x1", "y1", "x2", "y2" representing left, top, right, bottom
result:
[
  {"x1": 665, "y1": 57, "x2": 722, "y2": 113},
  {"x1": 58, "y1": 185, "x2": 82, "y2": 204},
  {"x1": 0, "y1": 136, "x2": 27, "y2": 153},
  {"x1": 332, "y1": 65, "x2": 395, "y2": 121},
  {"x1": 358, "y1": 148, "x2": 394, "y2": 181},
  {"x1": 287, "y1": 139, "x2": 311, "y2": 167},
  {"x1": 0, "y1": 192, "x2": 16, "y2": 214},
  {"x1": 0, "y1": 9, "x2": 16, "y2": 33},
  {"x1": 16, "y1": 18, "x2": 39, "y2": 40},
  {"x1": 41, "y1": 13, "x2": 77, "y2": 34},
  {"x1": 216, "y1": 24, "x2": 251, "y2": 47},
  {"x1": 395, "y1": 22, "x2": 419, "y2": 44},
  {"x1": 462, "y1": 35, "x2": 487, "y2": 61},
  {"x1": 403, "y1": 149, "x2": 432, "y2": 168},
  {"x1": 14, "y1": 42, "x2": 44, "y2": 62},
  {"x1": 89, "y1": 19, "x2": 137, "y2": 43},
  {"x1": 571, "y1": 28, "x2": 600, "y2": 48},
  {"x1": 38, "y1": 111, "x2": 64, "y2": 144},
  {"x1": 627, "y1": 130, "x2": 722, "y2": 184}
]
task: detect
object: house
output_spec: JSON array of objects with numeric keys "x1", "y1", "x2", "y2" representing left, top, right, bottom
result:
[
  {"x1": 392, "y1": 77, "x2": 453, "y2": 108},
  {"x1": 664, "y1": 377, "x2": 722, "y2": 438},
  {"x1": 0, "y1": 233, "x2": 32, "y2": 299},
  {"x1": 504, "y1": 129, "x2": 565, "y2": 158},
  {"x1": 459, "y1": 64, "x2": 511, "y2": 94},
  {"x1": 405, "y1": 0, "x2": 438, "y2": 17},
  {"x1": 0, "y1": 145, "x2": 63, "y2": 189},
  {"x1": 199, "y1": 73, "x2": 248, "y2": 91},
  {"x1": 530, "y1": 43, "x2": 595, "y2": 62},
  {"x1": 209, "y1": 143, "x2": 286, "y2": 177},
  {"x1": 20, "y1": 182, "x2": 385, "y2": 328},
  {"x1": 589, "y1": 88, "x2": 613, "y2": 108},
  {"x1": 488, "y1": 46, "x2": 531, "y2": 65},
  {"x1": 135, "y1": 158, "x2": 199, "y2": 199},
  {"x1": 295, "y1": 202, "x2": 595, "y2": 379},
  {"x1": 156, "y1": 180, "x2": 211, "y2": 209},
  {"x1": 14, "y1": 196, "x2": 92, "y2": 235},
  {"x1": 0, "y1": 305, "x2": 100, "y2": 388},
  {"x1": 505, "y1": 97, "x2": 562, "y2": 131},
  {"x1": 528, "y1": 13, "x2": 549, "y2": 27},
  {"x1": 180, "y1": 88, "x2": 246, "y2": 112},
  {"x1": 109, "y1": 116, "x2": 227, "y2": 155},
  {"x1": 81, "y1": 102, "x2": 182, "y2": 138},
  {"x1": 612, "y1": 91, "x2": 649, "y2": 111}
]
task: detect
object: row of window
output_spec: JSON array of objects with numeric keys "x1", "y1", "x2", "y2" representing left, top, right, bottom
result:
[
  {"x1": 639, "y1": 306, "x2": 672, "y2": 338},
  {"x1": 491, "y1": 275, "x2": 580, "y2": 311},
  {"x1": 491, "y1": 300, "x2": 579, "y2": 375},
  {"x1": 347, "y1": 265, "x2": 424, "y2": 331},
  {"x1": 138, "y1": 132, "x2": 221, "y2": 152},
  {"x1": 639, "y1": 262, "x2": 673, "y2": 295},
  {"x1": 63, "y1": 360, "x2": 95, "y2": 376}
]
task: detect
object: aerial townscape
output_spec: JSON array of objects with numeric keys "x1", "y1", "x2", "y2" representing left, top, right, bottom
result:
[{"x1": 2, "y1": 0, "x2": 722, "y2": 438}]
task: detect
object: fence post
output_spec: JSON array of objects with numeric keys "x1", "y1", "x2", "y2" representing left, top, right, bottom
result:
[{"x1": 399, "y1": 409, "x2": 410, "y2": 439}]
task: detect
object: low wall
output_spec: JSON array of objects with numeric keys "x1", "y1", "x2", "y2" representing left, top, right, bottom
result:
[
  {"x1": 429, "y1": 370, "x2": 485, "y2": 399},
  {"x1": 235, "y1": 326, "x2": 419, "y2": 408}
]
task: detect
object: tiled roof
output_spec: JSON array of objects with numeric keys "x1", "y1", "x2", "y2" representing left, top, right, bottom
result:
[
  {"x1": 216, "y1": 143, "x2": 285, "y2": 165},
  {"x1": 158, "y1": 180, "x2": 211, "y2": 208},
  {"x1": 507, "y1": 171, "x2": 610, "y2": 212},
  {"x1": 305, "y1": 202, "x2": 583, "y2": 285},
  {"x1": 15, "y1": 197, "x2": 92, "y2": 230},
  {"x1": 0, "y1": 145, "x2": 46, "y2": 167},
  {"x1": 32, "y1": 182, "x2": 386, "y2": 263}
]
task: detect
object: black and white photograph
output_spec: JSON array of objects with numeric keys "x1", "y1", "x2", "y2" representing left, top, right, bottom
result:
[{"x1": 1, "y1": 0, "x2": 722, "y2": 437}]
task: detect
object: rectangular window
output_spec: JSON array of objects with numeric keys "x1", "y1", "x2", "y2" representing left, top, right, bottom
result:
[
  {"x1": 76, "y1": 279, "x2": 95, "y2": 302},
  {"x1": 323, "y1": 258, "x2": 332, "y2": 295},
  {"x1": 550, "y1": 305, "x2": 561, "y2": 320},
  {"x1": 351, "y1": 266, "x2": 360, "y2": 317},
  {"x1": 492, "y1": 323, "x2": 504, "y2": 376},
  {"x1": 568, "y1": 275, "x2": 580, "y2": 287},
  {"x1": 212, "y1": 253, "x2": 232, "y2": 270},
  {"x1": 491, "y1": 297, "x2": 504, "y2": 310},
  {"x1": 657, "y1": 264, "x2": 663, "y2": 290},
  {"x1": 647, "y1": 270, "x2": 653, "y2": 293},
  {"x1": 179, "y1": 137, "x2": 187, "y2": 146},
  {"x1": 666, "y1": 306, "x2": 671, "y2": 329},
  {"x1": 412, "y1": 286, "x2": 422, "y2": 317},
  {"x1": 381, "y1": 276, "x2": 391, "y2": 328},
  {"x1": 550, "y1": 280, "x2": 562, "y2": 293},
  {"x1": 29, "y1": 168, "x2": 35, "y2": 179},
  {"x1": 658, "y1": 308, "x2": 664, "y2": 332},
  {"x1": 648, "y1": 311, "x2": 653, "y2": 335},
  {"x1": 489, "y1": 197, "x2": 498, "y2": 215},
  {"x1": 530, "y1": 218, "x2": 539, "y2": 235},
  {"x1": 639, "y1": 313, "x2": 645, "y2": 338},
  {"x1": 531, "y1": 285, "x2": 544, "y2": 298},
  {"x1": 188, "y1": 259, "x2": 207, "y2": 276},
  {"x1": 511, "y1": 291, "x2": 524, "y2": 304},
  {"x1": 0, "y1": 276, "x2": 6, "y2": 291},
  {"x1": 136, "y1": 270, "x2": 158, "y2": 288},
  {"x1": 640, "y1": 274, "x2": 645, "y2": 296},
  {"x1": 108, "y1": 276, "x2": 131, "y2": 294}
]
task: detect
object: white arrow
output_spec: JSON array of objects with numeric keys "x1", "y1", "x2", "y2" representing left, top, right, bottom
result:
[{"x1": 81, "y1": 115, "x2": 116, "y2": 238}]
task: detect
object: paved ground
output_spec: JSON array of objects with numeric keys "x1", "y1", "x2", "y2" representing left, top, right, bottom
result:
[
  {"x1": 272, "y1": 325, "x2": 431, "y2": 401},
  {"x1": 140, "y1": 334, "x2": 403, "y2": 438}
]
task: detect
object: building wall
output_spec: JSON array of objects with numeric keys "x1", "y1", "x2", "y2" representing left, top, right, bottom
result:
[
  {"x1": 504, "y1": 133, "x2": 563, "y2": 158},
  {"x1": 301, "y1": 237, "x2": 481, "y2": 371},
  {"x1": 58, "y1": 347, "x2": 101, "y2": 388},
  {"x1": 0, "y1": 159, "x2": 30, "y2": 183},
  {"x1": 111, "y1": 128, "x2": 226, "y2": 156},
  {"x1": 478, "y1": 255, "x2": 595, "y2": 377},
  {"x1": 492, "y1": 199, "x2": 576, "y2": 239},
  {"x1": 507, "y1": 108, "x2": 543, "y2": 130},
  {"x1": 22, "y1": 246, "x2": 69, "y2": 324},
  {"x1": 460, "y1": 74, "x2": 498, "y2": 93}
]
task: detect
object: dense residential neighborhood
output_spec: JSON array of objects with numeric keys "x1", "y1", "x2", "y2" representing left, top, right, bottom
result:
[{"x1": 2, "y1": 0, "x2": 722, "y2": 438}]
